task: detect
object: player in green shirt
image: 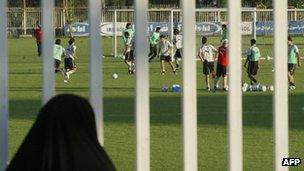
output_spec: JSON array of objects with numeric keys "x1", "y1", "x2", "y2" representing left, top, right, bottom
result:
[
  {"x1": 244, "y1": 39, "x2": 261, "y2": 85},
  {"x1": 220, "y1": 24, "x2": 228, "y2": 43},
  {"x1": 122, "y1": 23, "x2": 134, "y2": 45},
  {"x1": 288, "y1": 36, "x2": 301, "y2": 90},
  {"x1": 148, "y1": 27, "x2": 161, "y2": 62},
  {"x1": 53, "y1": 39, "x2": 65, "y2": 73}
]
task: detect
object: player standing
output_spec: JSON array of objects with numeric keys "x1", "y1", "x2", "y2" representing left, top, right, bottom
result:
[
  {"x1": 34, "y1": 24, "x2": 42, "y2": 56},
  {"x1": 123, "y1": 32, "x2": 135, "y2": 74},
  {"x1": 173, "y1": 28, "x2": 182, "y2": 69},
  {"x1": 199, "y1": 37, "x2": 218, "y2": 91},
  {"x1": 63, "y1": 38, "x2": 77, "y2": 83},
  {"x1": 214, "y1": 39, "x2": 228, "y2": 91},
  {"x1": 287, "y1": 36, "x2": 301, "y2": 90},
  {"x1": 244, "y1": 39, "x2": 261, "y2": 85},
  {"x1": 148, "y1": 27, "x2": 161, "y2": 62},
  {"x1": 220, "y1": 24, "x2": 228, "y2": 43},
  {"x1": 159, "y1": 35, "x2": 176, "y2": 75},
  {"x1": 53, "y1": 39, "x2": 65, "y2": 73}
]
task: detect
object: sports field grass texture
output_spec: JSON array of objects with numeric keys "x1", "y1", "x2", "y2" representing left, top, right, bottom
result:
[{"x1": 8, "y1": 36, "x2": 304, "y2": 171}]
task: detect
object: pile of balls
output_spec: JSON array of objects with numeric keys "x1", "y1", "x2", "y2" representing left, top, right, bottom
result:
[{"x1": 242, "y1": 83, "x2": 274, "y2": 92}]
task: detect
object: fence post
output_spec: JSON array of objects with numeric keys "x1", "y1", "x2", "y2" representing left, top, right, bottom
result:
[
  {"x1": 112, "y1": 10, "x2": 117, "y2": 57},
  {"x1": 170, "y1": 9, "x2": 174, "y2": 60},
  {"x1": 228, "y1": 0, "x2": 243, "y2": 170},
  {"x1": 23, "y1": 1, "x2": 27, "y2": 35},
  {"x1": 253, "y1": 8, "x2": 257, "y2": 40},
  {"x1": 89, "y1": 0, "x2": 104, "y2": 146},
  {"x1": 182, "y1": 0, "x2": 197, "y2": 170},
  {"x1": 135, "y1": 0, "x2": 150, "y2": 170},
  {"x1": 273, "y1": 0, "x2": 289, "y2": 171},
  {"x1": 0, "y1": 0, "x2": 8, "y2": 170},
  {"x1": 42, "y1": 0, "x2": 55, "y2": 105}
]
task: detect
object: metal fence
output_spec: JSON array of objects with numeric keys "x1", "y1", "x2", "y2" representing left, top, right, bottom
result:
[
  {"x1": 6, "y1": 7, "x2": 304, "y2": 36},
  {"x1": 0, "y1": 1, "x2": 290, "y2": 171}
]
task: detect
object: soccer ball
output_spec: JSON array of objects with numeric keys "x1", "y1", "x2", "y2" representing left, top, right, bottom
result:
[
  {"x1": 269, "y1": 85, "x2": 274, "y2": 91},
  {"x1": 161, "y1": 86, "x2": 169, "y2": 92},
  {"x1": 112, "y1": 73, "x2": 118, "y2": 79},
  {"x1": 261, "y1": 85, "x2": 267, "y2": 92},
  {"x1": 242, "y1": 86, "x2": 247, "y2": 92}
]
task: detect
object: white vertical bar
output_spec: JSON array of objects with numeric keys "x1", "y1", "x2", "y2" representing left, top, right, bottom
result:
[
  {"x1": 42, "y1": 0, "x2": 55, "y2": 104},
  {"x1": 0, "y1": 0, "x2": 8, "y2": 170},
  {"x1": 253, "y1": 8, "x2": 257, "y2": 40},
  {"x1": 89, "y1": 0, "x2": 103, "y2": 145},
  {"x1": 135, "y1": 0, "x2": 150, "y2": 170},
  {"x1": 274, "y1": 0, "x2": 288, "y2": 171},
  {"x1": 170, "y1": 10, "x2": 174, "y2": 60},
  {"x1": 182, "y1": 0, "x2": 197, "y2": 170},
  {"x1": 228, "y1": 0, "x2": 243, "y2": 170},
  {"x1": 114, "y1": 10, "x2": 117, "y2": 58},
  {"x1": 170, "y1": 10, "x2": 174, "y2": 43}
]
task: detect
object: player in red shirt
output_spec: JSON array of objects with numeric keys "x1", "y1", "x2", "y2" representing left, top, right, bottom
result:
[
  {"x1": 214, "y1": 39, "x2": 228, "y2": 92},
  {"x1": 34, "y1": 24, "x2": 42, "y2": 56}
]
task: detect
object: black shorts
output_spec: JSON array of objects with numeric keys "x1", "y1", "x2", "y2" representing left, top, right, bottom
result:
[
  {"x1": 125, "y1": 50, "x2": 134, "y2": 61},
  {"x1": 64, "y1": 58, "x2": 75, "y2": 70},
  {"x1": 203, "y1": 61, "x2": 215, "y2": 75},
  {"x1": 54, "y1": 59, "x2": 61, "y2": 69},
  {"x1": 247, "y1": 61, "x2": 259, "y2": 76},
  {"x1": 161, "y1": 55, "x2": 171, "y2": 62},
  {"x1": 216, "y1": 64, "x2": 227, "y2": 77},
  {"x1": 174, "y1": 49, "x2": 182, "y2": 59},
  {"x1": 288, "y1": 64, "x2": 296, "y2": 75}
]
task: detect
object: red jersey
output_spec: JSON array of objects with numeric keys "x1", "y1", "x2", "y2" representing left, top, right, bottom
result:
[
  {"x1": 217, "y1": 45, "x2": 228, "y2": 66},
  {"x1": 34, "y1": 28, "x2": 42, "y2": 42}
]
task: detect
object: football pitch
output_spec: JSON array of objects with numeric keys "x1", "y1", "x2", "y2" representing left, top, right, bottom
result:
[{"x1": 8, "y1": 36, "x2": 304, "y2": 170}]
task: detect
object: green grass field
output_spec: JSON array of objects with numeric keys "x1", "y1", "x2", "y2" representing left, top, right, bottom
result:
[{"x1": 8, "y1": 36, "x2": 304, "y2": 170}]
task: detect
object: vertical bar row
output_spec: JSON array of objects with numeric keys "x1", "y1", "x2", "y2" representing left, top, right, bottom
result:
[
  {"x1": 135, "y1": 0, "x2": 150, "y2": 170},
  {"x1": 42, "y1": 0, "x2": 55, "y2": 105},
  {"x1": 89, "y1": 0, "x2": 103, "y2": 145},
  {"x1": 273, "y1": 1, "x2": 289, "y2": 171},
  {"x1": 182, "y1": 0, "x2": 197, "y2": 171},
  {"x1": 228, "y1": 0, "x2": 243, "y2": 170},
  {"x1": 0, "y1": 0, "x2": 8, "y2": 170}
]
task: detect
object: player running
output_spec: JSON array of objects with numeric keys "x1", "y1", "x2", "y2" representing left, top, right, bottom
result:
[
  {"x1": 123, "y1": 32, "x2": 135, "y2": 74},
  {"x1": 122, "y1": 23, "x2": 134, "y2": 45},
  {"x1": 63, "y1": 38, "x2": 77, "y2": 83},
  {"x1": 244, "y1": 39, "x2": 261, "y2": 86},
  {"x1": 173, "y1": 28, "x2": 182, "y2": 70},
  {"x1": 159, "y1": 35, "x2": 176, "y2": 75},
  {"x1": 53, "y1": 39, "x2": 65, "y2": 73},
  {"x1": 214, "y1": 39, "x2": 228, "y2": 92},
  {"x1": 148, "y1": 27, "x2": 161, "y2": 62},
  {"x1": 287, "y1": 36, "x2": 301, "y2": 90},
  {"x1": 199, "y1": 37, "x2": 218, "y2": 91}
]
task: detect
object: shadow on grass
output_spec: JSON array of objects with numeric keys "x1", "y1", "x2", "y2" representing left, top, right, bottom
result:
[{"x1": 9, "y1": 93, "x2": 304, "y2": 130}]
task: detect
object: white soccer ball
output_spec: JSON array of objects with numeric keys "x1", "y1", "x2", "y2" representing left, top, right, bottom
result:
[
  {"x1": 261, "y1": 85, "x2": 267, "y2": 92},
  {"x1": 269, "y1": 85, "x2": 274, "y2": 91},
  {"x1": 112, "y1": 73, "x2": 118, "y2": 79},
  {"x1": 242, "y1": 86, "x2": 247, "y2": 92}
]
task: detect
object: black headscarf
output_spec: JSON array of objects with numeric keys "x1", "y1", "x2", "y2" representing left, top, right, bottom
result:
[{"x1": 7, "y1": 94, "x2": 116, "y2": 171}]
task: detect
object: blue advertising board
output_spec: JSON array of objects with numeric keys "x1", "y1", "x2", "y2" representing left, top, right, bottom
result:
[
  {"x1": 256, "y1": 21, "x2": 304, "y2": 35},
  {"x1": 64, "y1": 22, "x2": 223, "y2": 37}
]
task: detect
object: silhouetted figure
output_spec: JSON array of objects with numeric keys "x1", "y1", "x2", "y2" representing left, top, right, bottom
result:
[{"x1": 7, "y1": 94, "x2": 116, "y2": 171}]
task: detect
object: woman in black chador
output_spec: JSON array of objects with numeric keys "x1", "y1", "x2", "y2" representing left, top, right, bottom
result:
[{"x1": 7, "y1": 94, "x2": 116, "y2": 171}]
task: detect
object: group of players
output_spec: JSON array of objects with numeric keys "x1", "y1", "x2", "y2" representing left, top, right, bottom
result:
[{"x1": 45, "y1": 22, "x2": 301, "y2": 90}]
